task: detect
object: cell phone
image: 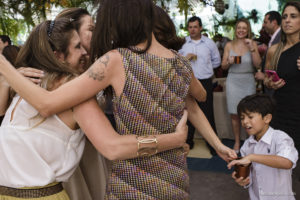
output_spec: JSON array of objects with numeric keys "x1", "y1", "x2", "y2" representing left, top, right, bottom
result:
[{"x1": 265, "y1": 70, "x2": 280, "y2": 82}]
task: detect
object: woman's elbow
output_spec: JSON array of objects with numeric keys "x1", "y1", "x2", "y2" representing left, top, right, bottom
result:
[
  {"x1": 36, "y1": 98, "x2": 57, "y2": 117},
  {"x1": 97, "y1": 143, "x2": 121, "y2": 161},
  {"x1": 198, "y1": 93, "x2": 207, "y2": 102},
  {"x1": 38, "y1": 105, "x2": 53, "y2": 118}
]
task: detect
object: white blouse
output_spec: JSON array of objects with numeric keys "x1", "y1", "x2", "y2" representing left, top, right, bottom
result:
[{"x1": 0, "y1": 95, "x2": 85, "y2": 188}]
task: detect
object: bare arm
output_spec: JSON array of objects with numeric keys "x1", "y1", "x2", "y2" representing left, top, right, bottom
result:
[
  {"x1": 73, "y1": 98, "x2": 188, "y2": 160},
  {"x1": 0, "y1": 67, "x2": 44, "y2": 115},
  {"x1": 245, "y1": 39, "x2": 261, "y2": 68},
  {"x1": 0, "y1": 51, "x2": 122, "y2": 117},
  {"x1": 189, "y1": 75, "x2": 206, "y2": 102},
  {"x1": 221, "y1": 42, "x2": 233, "y2": 70},
  {"x1": 0, "y1": 75, "x2": 10, "y2": 115},
  {"x1": 263, "y1": 45, "x2": 286, "y2": 90},
  {"x1": 186, "y1": 95, "x2": 237, "y2": 161},
  {"x1": 228, "y1": 154, "x2": 293, "y2": 169}
]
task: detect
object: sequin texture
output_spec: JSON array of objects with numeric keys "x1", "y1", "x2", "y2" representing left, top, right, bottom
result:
[{"x1": 105, "y1": 48, "x2": 192, "y2": 200}]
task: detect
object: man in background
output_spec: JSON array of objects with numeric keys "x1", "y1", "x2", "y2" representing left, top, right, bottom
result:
[
  {"x1": 179, "y1": 16, "x2": 221, "y2": 154},
  {"x1": 262, "y1": 11, "x2": 281, "y2": 48},
  {"x1": 255, "y1": 11, "x2": 281, "y2": 95}
]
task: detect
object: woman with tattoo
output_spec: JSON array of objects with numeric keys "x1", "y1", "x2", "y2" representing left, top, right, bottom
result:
[
  {"x1": 0, "y1": 16, "x2": 188, "y2": 199},
  {"x1": 0, "y1": 0, "x2": 236, "y2": 199}
]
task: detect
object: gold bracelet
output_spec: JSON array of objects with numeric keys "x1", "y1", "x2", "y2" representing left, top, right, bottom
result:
[{"x1": 136, "y1": 135, "x2": 158, "y2": 157}]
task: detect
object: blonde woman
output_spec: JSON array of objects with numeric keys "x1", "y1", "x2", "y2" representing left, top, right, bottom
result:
[{"x1": 221, "y1": 18, "x2": 261, "y2": 152}]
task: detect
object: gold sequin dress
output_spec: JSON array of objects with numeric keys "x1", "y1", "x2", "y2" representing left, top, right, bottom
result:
[{"x1": 105, "y1": 48, "x2": 192, "y2": 200}]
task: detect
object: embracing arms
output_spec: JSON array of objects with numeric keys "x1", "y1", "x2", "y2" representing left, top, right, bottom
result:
[
  {"x1": 73, "y1": 98, "x2": 188, "y2": 160},
  {"x1": 0, "y1": 51, "x2": 123, "y2": 117}
]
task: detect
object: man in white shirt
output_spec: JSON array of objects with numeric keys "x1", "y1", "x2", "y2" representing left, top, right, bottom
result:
[{"x1": 179, "y1": 16, "x2": 221, "y2": 153}]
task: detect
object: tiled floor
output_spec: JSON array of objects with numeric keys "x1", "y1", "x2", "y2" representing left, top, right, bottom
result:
[
  {"x1": 189, "y1": 170, "x2": 249, "y2": 200},
  {"x1": 187, "y1": 139, "x2": 249, "y2": 199}
]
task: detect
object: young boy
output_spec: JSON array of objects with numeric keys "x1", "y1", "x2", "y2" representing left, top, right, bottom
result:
[{"x1": 228, "y1": 94, "x2": 298, "y2": 200}]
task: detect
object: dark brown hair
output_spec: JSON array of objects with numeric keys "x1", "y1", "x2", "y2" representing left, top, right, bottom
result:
[
  {"x1": 56, "y1": 8, "x2": 90, "y2": 32},
  {"x1": 237, "y1": 94, "x2": 275, "y2": 117},
  {"x1": 270, "y1": 1, "x2": 300, "y2": 70},
  {"x1": 2, "y1": 45, "x2": 20, "y2": 66},
  {"x1": 90, "y1": 0, "x2": 155, "y2": 61},
  {"x1": 153, "y1": 6, "x2": 185, "y2": 51}
]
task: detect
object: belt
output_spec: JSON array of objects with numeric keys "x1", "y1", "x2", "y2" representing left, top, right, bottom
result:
[{"x1": 0, "y1": 182, "x2": 63, "y2": 198}]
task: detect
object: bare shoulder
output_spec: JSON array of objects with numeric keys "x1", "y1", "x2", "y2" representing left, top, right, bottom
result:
[
  {"x1": 224, "y1": 41, "x2": 232, "y2": 49},
  {"x1": 95, "y1": 50, "x2": 122, "y2": 68},
  {"x1": 86, "y1": 50, "x2": 122, "y2": 82},
  {"x1": 268, "y1": 44, "x2": 279, "y2": 55}
]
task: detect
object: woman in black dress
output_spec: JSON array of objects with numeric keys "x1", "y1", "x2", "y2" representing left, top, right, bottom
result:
[
  {"x1": 264, "y1": 1, "x2": 300, "y2": 151},
  {"x1": 264, "y1": 2, "x2": 300, "y2": 193}
]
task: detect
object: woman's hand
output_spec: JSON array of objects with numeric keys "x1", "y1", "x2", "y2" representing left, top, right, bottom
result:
[
  {"x1": 17, "y1": 67, "x2": 44, "y2": 84},
  {"x1": 244, "y1": 39, "x2": 254, "y2": 51},
  {"x1": 264, "y1": 75, "x2": 285, "y2": 90},
  {"x1": 186, "y1": 53, "x2": 197, "y2": 61},
  {"x1": 216, "y1": 144, "x2": 237, "y2": 162},
  {"x1": 227, "y1": 56, "x2": 235, "y2": 65},
  {"x1": 255, "y1": 71, "x2": 265, "y2": 81},
  {"x1": 175, "y1": 110, "x2": 188, "y2": 146},
  {"x1": 297, "y1": 56, "x2": 300, "y2": 70},
  {"x1": 182, "y1": 143, "x2": 190, "y2": 158},
  {"x1": 231, "y1": 171, "x2": 250, "y2": 187}
]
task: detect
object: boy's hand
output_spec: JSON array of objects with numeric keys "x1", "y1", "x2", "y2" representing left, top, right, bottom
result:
[
  {"x1": 227, "y1": 156, "x2": 251, "y2": 169},
  {"x1": 232, "y1": 171, "x2": 250, "y2": 187}
]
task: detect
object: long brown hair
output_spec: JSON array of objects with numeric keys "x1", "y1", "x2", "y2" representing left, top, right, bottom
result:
[
  {"x1": 270, "y1": 1, "x2": 300, "y2": 69},
  {"x1": 90, "y1": 0, "x2": 155, "y2": 61},
  {"x1": 13, "y1": 18, "x2": 77, "y2": 127},
  {"x1": 153, "y1": 5, "x2": 185, "y2": 51},
  {"x1": 15, "y1": 18, "x2": 77, "y2": 87}
]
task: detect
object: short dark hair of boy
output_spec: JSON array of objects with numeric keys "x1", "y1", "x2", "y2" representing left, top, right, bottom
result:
[
  {"x1": 188, "y1": 16, "x2": 202, "y2": 27},
  {"x1": 0, "y1": 35, "x2": 12, "y2": 46},
  {"x1": 237, "y1": 94, "x2": 275, "y2": 117}
]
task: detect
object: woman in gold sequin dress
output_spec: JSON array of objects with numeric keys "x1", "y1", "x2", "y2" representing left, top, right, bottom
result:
[{"x1": 0, "y1": 0, "x2": 236, "y2": 199}]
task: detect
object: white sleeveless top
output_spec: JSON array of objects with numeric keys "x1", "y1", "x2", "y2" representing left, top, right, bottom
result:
[{"x1": 0, "y1": 95, "x2": 85, "y2": 188}]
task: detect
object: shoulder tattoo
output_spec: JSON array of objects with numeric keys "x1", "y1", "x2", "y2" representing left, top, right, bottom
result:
[{"x1": 87, "y1": 54, "x2": 110, "y2": 82}]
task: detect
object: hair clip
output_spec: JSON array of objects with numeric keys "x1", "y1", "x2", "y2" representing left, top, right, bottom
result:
[{"x1": 47, "y1": 20, "x2": 55, "y2": 37}]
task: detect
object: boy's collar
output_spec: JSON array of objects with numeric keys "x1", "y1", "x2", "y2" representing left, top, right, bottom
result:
[{"x1": 249, "y1": 126, "x2": 273, "y2": 144}]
